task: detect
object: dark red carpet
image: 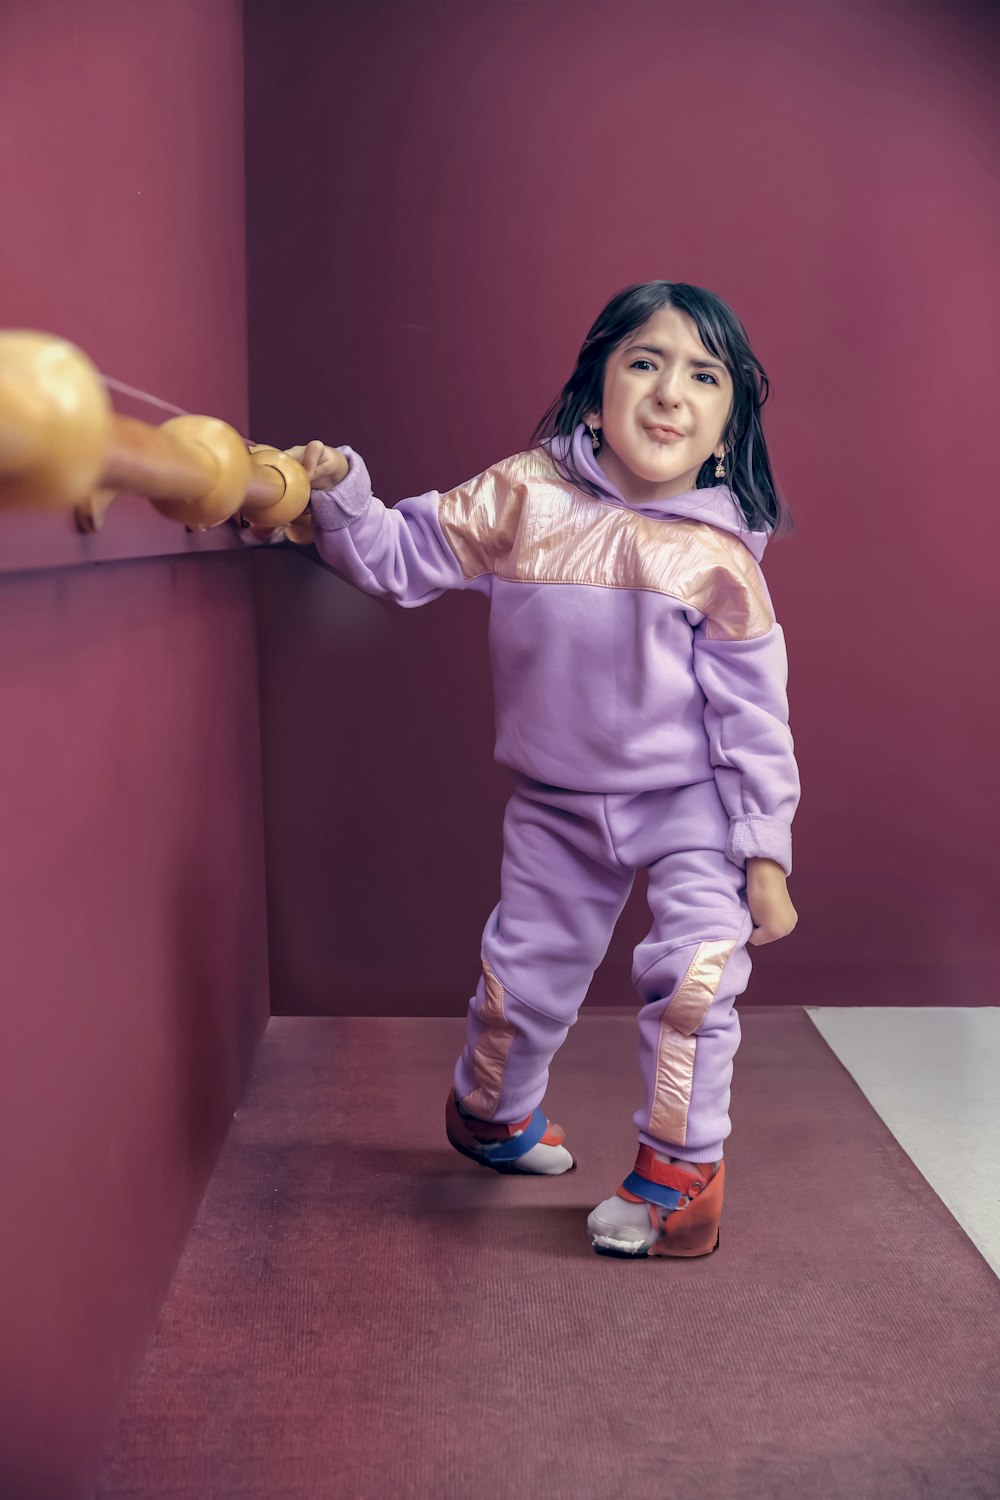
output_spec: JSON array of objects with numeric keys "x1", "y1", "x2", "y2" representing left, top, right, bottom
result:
[{"x1": 95, "y1": 1009, "x2": 1000, "y2": 1499}]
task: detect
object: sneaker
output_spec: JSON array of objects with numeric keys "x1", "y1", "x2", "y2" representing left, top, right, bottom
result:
[
  {"x1": 445, "y1": 1091, "x2": 575, "y2": 1175},
  {"x1": 587, "y1": 1145, "x2": 724, "y2": 1257}
]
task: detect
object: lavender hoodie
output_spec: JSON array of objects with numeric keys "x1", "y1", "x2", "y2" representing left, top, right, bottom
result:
[{"x1": 307, "y1": 422, "x2": 801, "y2": 876}]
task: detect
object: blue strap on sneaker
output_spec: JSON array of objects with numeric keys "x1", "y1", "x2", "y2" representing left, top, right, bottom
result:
[
  {"x1": 475, "y1": 1106, "x2": 549, "y2": 1162},
  {"x1": 621, "y1": 1172, "x2": 684, "y2": 1212}
]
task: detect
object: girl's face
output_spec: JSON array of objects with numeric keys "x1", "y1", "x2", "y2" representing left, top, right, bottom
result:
[{"x1": 584, "y1": 305, "x2": 734, "y2": 502}]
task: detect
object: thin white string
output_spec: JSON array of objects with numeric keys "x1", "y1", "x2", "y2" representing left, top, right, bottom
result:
[
  {"x1": 101, "y1": 375, "x2": 190, "y2": 419},
  {"x1": 101, "y1": 373, "x2": 259, "y2": 448}
]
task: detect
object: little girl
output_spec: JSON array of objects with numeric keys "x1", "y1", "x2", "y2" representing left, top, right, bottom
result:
[{"x1": 280, "y1": 280, "x2": 800, "y2": 1259}]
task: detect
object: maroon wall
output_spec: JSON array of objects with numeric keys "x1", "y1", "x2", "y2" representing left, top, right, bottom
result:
[
  {"x1": 0, "y1": 4, "x2": 267, "y2": 1496},
  {"x1": 246, "y1": 0, "x2": 999, "y2": 1015}
]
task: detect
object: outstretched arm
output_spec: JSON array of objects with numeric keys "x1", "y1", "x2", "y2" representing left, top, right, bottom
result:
[{"x1": 302, "y1": 443, "x2": 472, "y2": 608}]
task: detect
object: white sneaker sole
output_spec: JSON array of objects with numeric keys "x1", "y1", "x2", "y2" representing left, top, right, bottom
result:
[{"x1": 589, "y1": 1231, "x2": 655, "y2": 1255}]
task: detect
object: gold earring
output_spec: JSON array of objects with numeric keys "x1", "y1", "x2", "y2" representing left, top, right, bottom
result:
[
  {"x1": 588, "y1": 424, "x2": 601, "y2": 452},
  {"x1": 715, "y1": 451, "x2": 726, "y2": 478}
]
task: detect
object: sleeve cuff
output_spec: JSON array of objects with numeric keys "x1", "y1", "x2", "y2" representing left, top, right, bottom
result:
[
  {"x1": 308, "y1": 446, "x2": 374, "y2": 531},
  {"x1": 726, "y1": 815, "x2": 792, "y2": 878}
]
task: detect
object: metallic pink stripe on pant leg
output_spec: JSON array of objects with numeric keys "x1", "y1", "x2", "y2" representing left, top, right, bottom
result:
[
  {"x1": 460, "y1": 958, "x2": 514, "y2": 1119},
  {"x1": 648, "y1": 939, "x2": 740, "y2": 1146}
]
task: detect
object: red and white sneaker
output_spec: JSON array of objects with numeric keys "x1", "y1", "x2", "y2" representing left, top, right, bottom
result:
[
  {"x1": 445, "y1": 1092, "x2": 575, "y2": 1175},
  {"x1": 588, "y1": 1145, "x2": 724, "y2": 1257}
]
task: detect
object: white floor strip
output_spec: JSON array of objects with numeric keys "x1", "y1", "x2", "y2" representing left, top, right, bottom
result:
[{"x1": 806, "y1": 1007, "x2": 1000, "y2": 1278}]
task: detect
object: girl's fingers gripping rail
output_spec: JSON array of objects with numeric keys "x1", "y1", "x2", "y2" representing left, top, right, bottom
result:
[
  {"x1": 285, "y1": 441, "x2": 350, "y2": 489},
  {"x1": 238, "y1": 440, "x2": 349, "y2": 545}
]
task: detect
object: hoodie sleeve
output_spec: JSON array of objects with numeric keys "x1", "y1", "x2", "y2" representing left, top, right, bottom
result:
[
  {"x1": 691, "y1": 547, "x2": 801, "y2": 878},
  {"x1": 306, "y1": 445, "x2": 512, "y2": 607}
]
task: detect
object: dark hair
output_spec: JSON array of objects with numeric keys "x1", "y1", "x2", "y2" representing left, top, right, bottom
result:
[{"x1": 528, "y1": 281, "x2": 793, "y2": 540}]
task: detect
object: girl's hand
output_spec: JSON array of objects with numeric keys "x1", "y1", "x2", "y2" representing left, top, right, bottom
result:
[
  {"x1": 284, "y1": 440, "x2": 350, "y2": 489},
  {"x1": 745, "y1": 859, "x2": 798, "y2": 946}
]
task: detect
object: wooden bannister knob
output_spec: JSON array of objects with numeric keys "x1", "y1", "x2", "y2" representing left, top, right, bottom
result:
[
  {"x1": 246, "y1": 445, "x2": 311, "y2": 526},
  {"x1": 0, "y1": 331, "x2": 111, "y2": 508},
  {"x1": 150, "y1": 415, "x2": 252, "y2": 529}
]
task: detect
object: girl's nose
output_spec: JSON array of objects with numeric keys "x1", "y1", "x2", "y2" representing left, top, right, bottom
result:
[{"x1": 656, "y1": 370, "x2": 684, "y2": 404}]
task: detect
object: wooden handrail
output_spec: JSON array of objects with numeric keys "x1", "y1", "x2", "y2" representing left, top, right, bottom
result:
[{"x1": 0, "y1": 331, "x2": 348, "y2": 542}]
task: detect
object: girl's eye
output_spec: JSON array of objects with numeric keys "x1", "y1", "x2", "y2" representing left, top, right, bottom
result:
[{"x1": 630, "y1": 360, "x2": 718, "y2": 385}]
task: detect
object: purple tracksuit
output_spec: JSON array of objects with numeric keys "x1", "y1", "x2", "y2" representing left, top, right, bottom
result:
[{"x1": 309, "y1": 423, "x2": 800, "y2": 1160}]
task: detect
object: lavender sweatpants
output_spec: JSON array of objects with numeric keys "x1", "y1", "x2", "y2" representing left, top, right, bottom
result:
[{"x1": 452, "y1": 774, "x2": 755, "y2": 1161}]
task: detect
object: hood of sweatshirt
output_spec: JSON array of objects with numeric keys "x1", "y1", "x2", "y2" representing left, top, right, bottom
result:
[{"x1": 543, "y1": 423, "x2": 770, "y2": 563}]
